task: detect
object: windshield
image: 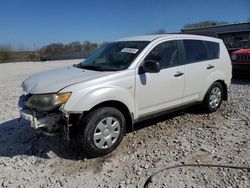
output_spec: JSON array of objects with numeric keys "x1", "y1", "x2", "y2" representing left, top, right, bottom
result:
[{"x1": 77, "y1": 41, "x2": 149, "y2": 71}]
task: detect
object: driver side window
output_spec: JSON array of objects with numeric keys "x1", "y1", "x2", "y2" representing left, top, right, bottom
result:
[{"x1": 145, "y1": 40, "x2": 179, "y2": 69}]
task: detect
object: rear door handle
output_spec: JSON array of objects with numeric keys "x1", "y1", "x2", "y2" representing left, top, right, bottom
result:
[
  {"x1": 174, "y1": 71, "x2": 184, "y2": 77},
  {"x1": 207, "y1": 64, "x2": 214, "y2": 69}
]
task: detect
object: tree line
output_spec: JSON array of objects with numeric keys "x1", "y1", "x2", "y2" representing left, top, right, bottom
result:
[
  {"x1": 1, "y1": 19, "x2": 248, "y2": 63},
  {"x1": 39, "y1": 41, "x2": 99, "y2": 60},
  {"x1": 0, "y1": 41, "x2": 101, "y2": 62}
]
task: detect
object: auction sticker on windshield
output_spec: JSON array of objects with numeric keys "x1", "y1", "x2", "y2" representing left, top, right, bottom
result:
[{"x1": 121, "y1": 48, "x2": 139, "y2": 54}]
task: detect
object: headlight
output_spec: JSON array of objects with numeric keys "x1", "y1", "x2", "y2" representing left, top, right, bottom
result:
[
  {"x1": 231, "y1": 54, "x2": 237, "y2": 61},
  {"x1": 26, "y1": 92, "x2": 71, "y2": 111}
]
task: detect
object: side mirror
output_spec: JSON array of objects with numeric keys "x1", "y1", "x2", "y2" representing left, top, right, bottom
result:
[{"x1": 140, "y1": 60, "x2": 161, "y2": 74}]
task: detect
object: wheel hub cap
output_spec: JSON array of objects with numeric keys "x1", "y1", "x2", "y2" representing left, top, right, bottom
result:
[
  {"x1": 103, "y1": 129, "x2": 111, "y2": 137},
  {"x1": 209, "y1": 87, "x2": 222, "y2": 109},
  {"x1": 93, "y1": 117, "x2": 121, "y2": 149}
]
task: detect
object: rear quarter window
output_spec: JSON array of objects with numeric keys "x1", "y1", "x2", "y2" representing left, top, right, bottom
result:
[
  {"x1": 204, "y1": 41, "x2": 220, "y2": 60},
  {"x1": 183, "y1": 39, "x2": 220, "y2": 63}
]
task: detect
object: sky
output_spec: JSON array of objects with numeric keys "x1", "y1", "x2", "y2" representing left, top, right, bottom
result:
[{"x1": 0, "y1": 0, "x2": 249, "y2": 50}]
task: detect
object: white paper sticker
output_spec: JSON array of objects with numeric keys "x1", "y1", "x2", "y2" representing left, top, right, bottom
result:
[{"x1": 121, "y1": 48, "x2": 139, "y2": 54}]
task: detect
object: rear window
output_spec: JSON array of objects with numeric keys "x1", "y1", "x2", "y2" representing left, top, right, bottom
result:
[{"x1": 183, "y1": 40, "x2": 219, "y2": 63}]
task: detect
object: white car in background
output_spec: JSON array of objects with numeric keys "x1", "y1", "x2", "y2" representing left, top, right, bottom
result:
[{"x1": 19, "y1": 34, "x2": 232, "y2": 157}]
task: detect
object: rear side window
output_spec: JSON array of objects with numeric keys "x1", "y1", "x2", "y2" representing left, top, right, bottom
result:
[
  {"x1": 204, "y1": 41, "x2": 220, "y2": 60},
  {"x1": 183, "y1": 40, "x2": 207, "y2": 63},
  {"x1": 183, "y1": 39, "x2": 220, "y2": 63}
]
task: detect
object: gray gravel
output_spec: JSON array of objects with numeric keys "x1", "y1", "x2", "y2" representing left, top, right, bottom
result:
[{"x1": 0, "y1": 60, "x2": 249, "y2": 188}]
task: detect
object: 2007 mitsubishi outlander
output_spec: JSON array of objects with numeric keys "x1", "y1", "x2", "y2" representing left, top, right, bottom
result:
[{"x1": 19, "y1": 34, "x2": 232, "y2": 157}]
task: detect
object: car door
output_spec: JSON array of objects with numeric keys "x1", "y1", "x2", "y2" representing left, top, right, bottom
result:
[
  {"x1": 181, "y1": 39, "x2": 215, "y2": 103},
  {"x1": 135, "y1": 40, "x2": 185, "y2": 117}
]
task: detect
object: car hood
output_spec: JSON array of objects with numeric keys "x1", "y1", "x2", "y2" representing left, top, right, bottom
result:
[{"x1": 22, "y1": 65, "x2": 113, "y2": 94}]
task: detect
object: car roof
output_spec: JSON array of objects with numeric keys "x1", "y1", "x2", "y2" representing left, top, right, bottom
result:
[
  {"x1": 116, "y1": 35, "x2": 167, "y2": 41},
  {"x1": 116, "y1": 34, "x2": 220, "y2": 42}
]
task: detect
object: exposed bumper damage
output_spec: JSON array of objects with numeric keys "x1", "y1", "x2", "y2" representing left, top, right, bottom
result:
[
  {"x1": 18, "y1": 95, "x2": 71, "y2": 140},
  {"x1": 19, "y1": 108, "x2": 62, "y2": 130}
]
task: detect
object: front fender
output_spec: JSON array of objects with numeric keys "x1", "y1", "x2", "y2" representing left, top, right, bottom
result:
[{"x1": 63, "y1": 85, "x2": 135, "y2": 114}]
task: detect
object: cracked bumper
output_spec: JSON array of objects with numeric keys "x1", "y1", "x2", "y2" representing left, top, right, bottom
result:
[
  {"x1": 19, "y1": 109, "x2": 62, "y2": 129},
  {"x1": 18, "y1": 95, "x2": 63, "y2": 130}
]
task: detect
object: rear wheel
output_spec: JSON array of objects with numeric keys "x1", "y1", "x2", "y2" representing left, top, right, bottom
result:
[
  {"x1": 203, "y1": 82, "x2": 224, "y2": 113},
  {"x1": 76, "y1": 107, "x2": 126, "y2": 158}
]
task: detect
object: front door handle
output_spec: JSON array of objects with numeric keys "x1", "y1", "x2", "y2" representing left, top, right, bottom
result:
[
  {"x1": 174, "y1": 71, "x2": 184, "y2": 77},
  {"x1": 207, "y1": 64, "x2": 214, "y2": 69}
]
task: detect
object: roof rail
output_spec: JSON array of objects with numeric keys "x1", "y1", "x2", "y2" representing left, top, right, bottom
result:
[{"x1": 169, "y1": 32, "x2": 218, "y2": 38}]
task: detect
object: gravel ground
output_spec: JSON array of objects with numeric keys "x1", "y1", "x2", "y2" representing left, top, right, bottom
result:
[{"x1": 0, "y1": 60, "x2": 249, "y2": 188}]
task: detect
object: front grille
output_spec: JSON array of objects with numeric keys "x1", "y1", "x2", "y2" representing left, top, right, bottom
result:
[{"x1": 236, "y1": 54, "x2": 250, "y2": 62}]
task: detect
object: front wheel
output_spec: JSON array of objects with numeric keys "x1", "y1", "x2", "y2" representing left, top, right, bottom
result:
[
  {"x1": 203, "y1": 82, "x2": 224, "y2": 113},
  {"x1": 76, "y1": 107, "x2": 126, "y2": 158}
]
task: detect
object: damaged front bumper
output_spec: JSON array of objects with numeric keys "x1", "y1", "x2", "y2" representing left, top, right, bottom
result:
[
  {"x1": 19, "y1": 108, "x2": 63, "y2": 130},
  {"x1": 18, "y1": 95, "x2": 64, "y2": 131}
]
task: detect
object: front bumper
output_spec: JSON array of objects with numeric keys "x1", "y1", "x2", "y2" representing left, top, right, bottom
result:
[{"x1": 18, "y1": 95, "x2": 63, "y2": 130}]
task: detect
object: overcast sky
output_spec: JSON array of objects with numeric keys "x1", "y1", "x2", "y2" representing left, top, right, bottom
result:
[{"x1": 0, "y1": 0, "x2": 249, "y2": 50}]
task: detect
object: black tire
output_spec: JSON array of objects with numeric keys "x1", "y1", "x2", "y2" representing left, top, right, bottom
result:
[
  {"x1": 203, "y1": 82, "x2": 224, "y2": 113},
  {"x1": 76, "y1": 107, "x2": 126, "y2": 158}
]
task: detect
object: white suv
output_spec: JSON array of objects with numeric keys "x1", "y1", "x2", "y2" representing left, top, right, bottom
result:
[{"x1": 19, "y1": 34, "x2": 232, "y2": 157}]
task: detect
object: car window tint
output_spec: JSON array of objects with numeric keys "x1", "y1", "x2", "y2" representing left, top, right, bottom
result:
[
  {"x1": 183, "y1": 40, "x2": 208, "y2": 63},
  {"x1": 205, "y1": 41, "x2": 220, "y2": 59},
  {"x1": 145, "y1": 40, "x2": 179, "y2": 68}
]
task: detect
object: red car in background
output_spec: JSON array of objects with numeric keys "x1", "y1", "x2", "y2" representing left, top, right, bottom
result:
[{"x1": 231, "y1": 48, "x2": 250, "y2": 77}]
